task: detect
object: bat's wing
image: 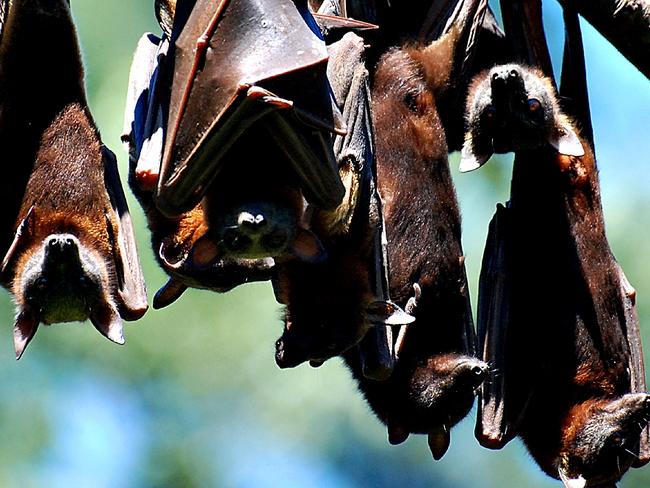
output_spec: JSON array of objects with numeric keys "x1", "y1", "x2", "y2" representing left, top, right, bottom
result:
[
  {"x1": 326, "y1": 32, "x2": 413, "y2": 379},
  {"x1": 157, "y1": 0, "x2": 344, "y2": 216},
  {"x1": 155, "y1": 0, "x2": 176, "y2": 36},
  {"x1": 102, "y1": 147, "x2": 148, "y2": 321},
  {"x1": 615, "y1": 265, "x2": 650, "y2": 467},
  {"x1": 122, "y1": 32, "x2": 169, "y2": 192},
  {"x1": 560, "y1": 4, "x2": 594, "y2": 151},
  {"x1": 476, "y1": 203, "x2": 519, "y2": 449},
  {"x1": 460, "y1": 260, "x2": 477, "y2": 356},
  {"x1": 312, "y1": 13, "x2": 377, "y2": 41}
]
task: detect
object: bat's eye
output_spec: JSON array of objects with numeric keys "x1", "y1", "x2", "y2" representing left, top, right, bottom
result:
[
  {"x1": 484, "y1": 105, "x2": 496, "y2": 122},
  {"x1": 404, "y1": 91, "x2": 422, "y2": 113},
  {"x1": 610, "y1": 434, "x2": 624, "y2": 447},
  {"x1": 527, "y1": 98, "x2": 542, "y2": 112}
]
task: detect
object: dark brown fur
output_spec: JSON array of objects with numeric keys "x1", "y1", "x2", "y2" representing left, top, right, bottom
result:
[
  {"x1": 505, "y1": 141, "x2": 648, "y2": 484},
  {"x1": 472, "y1": 63, "x2": 649, "y2": 485},
  {"x1": 272, "y1": 161, "x2": 376, "y2": 367},
  {"x1": 0, "y1": 0, "x2": 85, "y2": 257},
  {"x1": 342, "y1": 32, "x2": 483, "y2": 457}
]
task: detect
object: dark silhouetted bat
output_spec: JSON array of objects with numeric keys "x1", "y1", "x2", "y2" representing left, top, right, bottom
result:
[
  {"x1": 335, "y1": 0, "x2": 488, "y2": 460},
  {"x1": 124, "y1": 0, "x2": 343, "y2": 306},
  {"x1": 273, "y1": 32, "x2": 413, "y2": 374},
  {"x1": 463, "y1": 3, "x2": 649, "y2": 485},
  {"x1": 0, "y1": 0, "x2": 147, "y2": 358}
]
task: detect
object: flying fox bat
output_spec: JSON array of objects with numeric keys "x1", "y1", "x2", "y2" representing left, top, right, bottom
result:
[
  {"x1": 335, "y1": 0, "x2": 488, "y2": 460},
  {"x1": 0, "y1": 0, "x2": 147, "y2": 358},
  {"x1": 124, "y1": 0, "x2": 339, "y2": 306},
  {"x1": 273, "y1": 32, "x2": 413, "y2": 375},
  {"x1": 464, "y1": 2, "x2": 649, "y2": 486}
]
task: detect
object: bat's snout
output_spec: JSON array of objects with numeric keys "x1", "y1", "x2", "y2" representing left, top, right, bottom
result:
[
  {"x1": 221, "y1": 211, "x2": 291, "y2": 257},
  {"x1": 491, "y1": 67, "x2": 521, "y2": 91},
  {"x1": 274, "y1": 337, "x2": 306, "y2": 369},
  {"x1": 45, "y1": 234, "x2": 79, "y2": 258},
  {"x1": 237, "y1": 211, "x2": 267, "y2": 232}
]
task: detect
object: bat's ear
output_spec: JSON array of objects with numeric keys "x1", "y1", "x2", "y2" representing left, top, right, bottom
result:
[
  {"x1": 387, "y1": 420, "x2": 410, "y2": 445},
  {"x1": 548, "y1": 124, "x2": 585, "y2": 157},
  {"x1": 288, "y1": 228, "x2": 327, "y2": 263},
  {"x1": 90, "y1": 301, "x2": 125, "y2": 345},
  {"x1": 558, "y1": 470, "x2": 587, "y2": 488},
  {"x1": 155, "y1": 0, "x2": 175, "y2": 37},
  {"x1": 102, "y1": 146, "x2": 148, "y2": 321},
  {"x1": 428, "y1": 427, "x2": 451, "y2": 460},
  {"x1": 13, "y1": 309, "x2": 39, "y2": 360},
  {"x1": 365, "y1": 300, "x2": 414, "y2": 326},
  {"x1": 459, "y1": 138, "x2": 492, "y2": 173},
  {"x1": 1, "y1": 206, "x2": 35, "y2": 278},
  {"x1": 153, "y1": 278, "x2": 188, "y2": 309},
  {"x1": 188, "y1": 234, "x2": 221, "y2": 268}
]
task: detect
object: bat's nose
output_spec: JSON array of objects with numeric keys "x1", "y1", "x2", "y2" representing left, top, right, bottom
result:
[
  {"x1": 237, "y1": 211, "x2": 267, "y2": 233},
  {"x1": 45, "y1": 234, "x2": 78, "y2": 257},
  {"x1": 275, "y1": 340, "x2": 289, "y2": 368}
]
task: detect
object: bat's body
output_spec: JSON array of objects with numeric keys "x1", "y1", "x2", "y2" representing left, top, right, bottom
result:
[
  {"x1": 340, "y1": 0, "x2": 487, "y2": 459},
  {"x1": 0, "y1": 0, "x2": 85, "y2": 257},
  {"x1": 272, "y1": 33, "x2": 399, "y2": 370},
  {"x1": 0, "y1": 0, "x2": 147, "y2": 357},
  {"x1": 467, "y1": 63, "x2": 649, "y2": 486},
  {"x1": 273, "y1": 212, "x2": 376, "y2": 368}
]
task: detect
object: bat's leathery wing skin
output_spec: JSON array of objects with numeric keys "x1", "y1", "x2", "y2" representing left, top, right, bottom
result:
[{"x1": 158, "y1": 0, "x2": 344, "y2": 216}]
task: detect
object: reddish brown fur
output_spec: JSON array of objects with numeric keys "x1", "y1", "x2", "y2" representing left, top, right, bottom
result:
[{"x1": 6, "y1": 102, "x2": 119, "y2": 306}]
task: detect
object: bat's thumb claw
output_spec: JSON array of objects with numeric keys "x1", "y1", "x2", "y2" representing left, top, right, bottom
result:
[{"x1": 13, "y1": 311, "x2": 39, "y2": 360}]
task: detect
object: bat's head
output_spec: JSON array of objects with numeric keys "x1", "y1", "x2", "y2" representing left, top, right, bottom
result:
[
  {"x1": 274, "y1": 299, "x2": 370, "y2": 369},
  {"x1": 558, "y1": 393, "x2": 650, "y2": 487},
  {"x1": 273, "y1": 255, "x2": 392, "y2": 369},
  {"x1": 372, "y1": 48, "x2": 444, "y2": 165},
  {"x1": 460, "y1": 64, "x2": 584, "y2": 172},
  {"x1": 387, "y1": 353, "x2": 487, "y2": 460},
  {"x1": 7, "y1": 222, "x2": 126, "y2": 359},
  {"x1": 201, "y1": 132, "x2": 327, "y2": 264},
  {"x1": 16, "y1": 233, "x2": 108, "y2": 325},
  {"x1": 211, "y1": 203, "x2": 324, "y2": 263}
]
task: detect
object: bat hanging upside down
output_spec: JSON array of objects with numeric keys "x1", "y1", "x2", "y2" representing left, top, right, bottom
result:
[
  {"x1": 463, "y1": 61, "x2": 650, "y2": 487},
  {"x1": 0, "y1": 0, "x2": 147, "y2": 358}
]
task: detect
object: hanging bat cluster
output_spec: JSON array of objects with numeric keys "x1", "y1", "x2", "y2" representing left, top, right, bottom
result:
[
  {"x1": 0, "y1": 0, "x2": 147, "y2": 358},
  {"x1": 1, "y1": 0, "x2": 648, "y2": 485}
]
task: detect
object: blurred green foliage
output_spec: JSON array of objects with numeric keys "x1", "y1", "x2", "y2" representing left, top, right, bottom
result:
[{"x1": 0, "y1": 1, "x2": 648, "y2": 487}]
